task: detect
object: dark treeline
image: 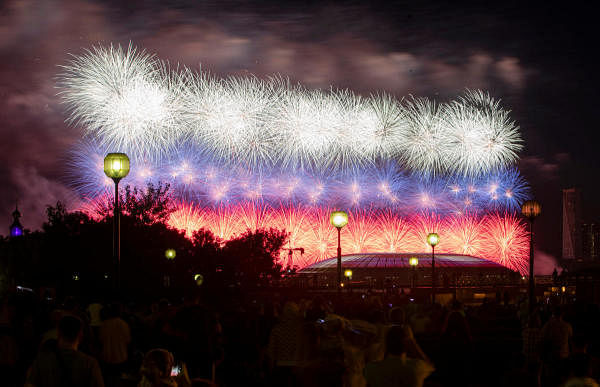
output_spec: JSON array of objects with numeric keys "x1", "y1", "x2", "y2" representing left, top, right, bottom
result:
[{"x1": 0, "y1": 183, "x2": 289, "y2": 300}]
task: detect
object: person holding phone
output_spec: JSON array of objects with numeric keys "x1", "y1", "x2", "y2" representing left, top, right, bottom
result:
[{"x1": 138, "y1": 349, "x2": 191, "y2": 387}]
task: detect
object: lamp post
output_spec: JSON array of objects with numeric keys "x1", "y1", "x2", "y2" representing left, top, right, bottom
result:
[
  {"x1": 409, "y1": 257, "x2": 419, "y2": 289},
  {"x1": 104, "y1": 153, "x2": 130, "y2": 291},
  {"x1": 427, "y1": 233, "x2": 439, "y2": 303},
  {"x1": 344, "y1": 269, "x2": 353, "y2": 293},
  {"x1": 330, "y1": 211, "x2": 349, "y2": 292},
  {"x1": 165, "y1": 248, "x2": 176, "y2": 288},
  {"x1": 521, "y1": 200, "x2": 541, "y2": 315},
  {"x1": 345, "y1": 269, "x2": 353, "y2": 282}
]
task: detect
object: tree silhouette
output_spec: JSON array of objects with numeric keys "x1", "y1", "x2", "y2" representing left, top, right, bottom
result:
[{"x1": 1, "y1": 185, "x2": 289, "y2": 298}]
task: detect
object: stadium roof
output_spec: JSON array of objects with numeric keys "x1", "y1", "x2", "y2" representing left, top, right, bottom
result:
[{"x1": 299, "y1": 252, "x2": 513, "y2": 274}]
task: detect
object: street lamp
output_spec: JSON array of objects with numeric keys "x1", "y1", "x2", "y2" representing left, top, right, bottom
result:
[
  {"x1": 521, "y1": 200, "x2": 541, "y2": 314},
  {"x1": 104, "y1": 153, "x2": 130, "y2": 291},
  {"x1": 409, "y1": 257, "x2": 419, "y2": 289},
  {"x1": 427, "y1": 233, "x2": 439, "y2": 303},
  {"x1": 165, "y1": 249, "x2": 176, "y2": 288},
  {"x1": 165, "y1": 249, "x2": 176, "y2": 260},
  {"x1": 344, "y1": 269, "x2": 353, "y2": 281},
  {"x1": 330, "y1": 210, "x2": 349, "y2": 292}
]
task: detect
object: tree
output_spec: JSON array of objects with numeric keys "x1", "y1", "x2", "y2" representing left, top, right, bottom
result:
[
  {"x1": 40, "y1": 201, "x2": 112, "y2": 295},
  {"x1": 94, "y1": 182, "x2": 174, "y2": 225},
  {"x1": 2, "y1": 187, "x2": 291, "y2": 298},
  {"x1": 221, "y1": 228, "x2": 288, "y2": 289}
]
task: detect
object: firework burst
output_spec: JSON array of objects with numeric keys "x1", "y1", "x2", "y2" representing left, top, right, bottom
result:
[
  {"x1": 59, "y1": 44, "x2": 522, "y2": 176},
  {"x1": 61, "y1": 44, "x2": 530, "y2": 273}
]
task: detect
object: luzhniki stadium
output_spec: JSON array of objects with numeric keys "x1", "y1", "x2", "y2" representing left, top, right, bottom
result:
[{"x1": 297, "y1": 253, "x2": 523, "y2": 302}]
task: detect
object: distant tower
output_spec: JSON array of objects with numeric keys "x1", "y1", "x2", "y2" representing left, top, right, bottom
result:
[
  {"x1": 9, "y1": 203, "x2": 24, "y2": 237},
  {"x1": 562, "y1": 188, "x2": 582, "y2": 259},
  {"x1": 582, "y1": 223, "x2": 600, "y2": 260}
]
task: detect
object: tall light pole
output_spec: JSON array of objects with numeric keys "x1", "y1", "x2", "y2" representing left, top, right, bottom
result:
[
  {"x1": 164, "y1": 248, "x2": 176, "y2": 289},
  {"x1": 427, "y1": 233, "x2": 439, "y2": 304},
  {"x1": 344, "y1": 269, "x2": 353, "y2": 282},
  {"x1": 330, "y1": 211, "x2": 349, "y2": 293},
  {"x1": 104, "y1": 153, "x2": 130, "y2": 291},
  {"x1": 521, "y1": 200, "x2": 541, "y2": 315},
  {"x1": 409, "y1": 257, "x2": 419, "y2": 289}
]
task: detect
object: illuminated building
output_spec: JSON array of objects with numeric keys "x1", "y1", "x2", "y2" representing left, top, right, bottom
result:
[
  {"x1": 582, "y1": 223, "x2": 600, "y2": 260},
  {"x1": 562, "y1": 188, "x2": 582, "y2": 259},
  {"x1": 9, "y1": 204, "x2": 23, "y2": 238}
]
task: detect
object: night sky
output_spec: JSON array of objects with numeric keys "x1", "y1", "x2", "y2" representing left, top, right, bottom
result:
[{"x1": 1, "y1": 0, "x2": 598, "y2": 270}]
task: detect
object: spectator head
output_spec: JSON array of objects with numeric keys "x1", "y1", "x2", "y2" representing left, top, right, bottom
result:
[
  {"x1": 386, "y1": 325, "x2": 408, "y2": 356},
  {"x1": 158, "y1": 298, "x2": 169, "y2": 312},
  {"x1": 140, "y1": 349, "x2": 175, "y2": 384},
  {"x1": 106, "y1": 303, "x2": 122, "y2": 318},
  {"x1": 63, "y1": 296, "x2": 79, "y2": 311},
  {"x1": 443, "y1": 311, "x2": 471, "y2": 342},
  {"x1": 573, "y1": 334, "x2": 588, "y2": 353},
  {"x1": 551, "y1": 305, "x2": 561, "y2": 316},
  {"x1": 389, "y1": 307, "x2": 405, "y2": 325},
  {"x1": 451, "y1": 300, "x2": 463, "y2": 311},
  {"x1": 571, "y1": 353, "x2": 592, "y2": 378},
  {"x1": 369, "y1": 309, "x2": 386, "y2": 324},
  {"x1": 58, "y1": 315, "x2": 83, "y2": 345},
  {"x1": 528, "y1": 311, "x2": 541, "y2": 328},
  {"x1": 282, "y1": 301, "x2": 300, "y2": 318}
]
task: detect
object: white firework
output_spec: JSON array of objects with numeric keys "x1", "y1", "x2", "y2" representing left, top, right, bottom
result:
[
  {"x1": 58, "y1": 44, "x2": 180, "y2": 158},
  {"x1": 58, "y1": 44, "x2": 523, "y2": 176},
  {"x1": 274, "y1": 87, "x2": 345, "y2": 170},
  {"x1": 367, "y1": 93, "x2": 407, "y2": 160},
  {"x1": 398, "y1": 97, "x2": 449, "y2": 174},
  {"x1": 442, "y1": 90, "x2": 522, "y2": 176}
]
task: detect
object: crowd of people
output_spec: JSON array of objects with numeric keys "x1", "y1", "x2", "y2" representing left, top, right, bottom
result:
[{"x1": 1, "y1": 288, "x2": 600, "y2": 386}]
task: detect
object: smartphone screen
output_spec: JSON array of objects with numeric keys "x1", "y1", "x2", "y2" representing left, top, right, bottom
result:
[{"x1": 170, "y1": 364, "x2": 181, "y2": 377}]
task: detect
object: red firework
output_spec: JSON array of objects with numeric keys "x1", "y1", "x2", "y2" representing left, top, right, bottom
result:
[
  {"x1": 79, "y1": 195, "x2": 528, "y2": 273},
  {"x1": 163, "y1": 201, "x2": 530, "y2": 273}
]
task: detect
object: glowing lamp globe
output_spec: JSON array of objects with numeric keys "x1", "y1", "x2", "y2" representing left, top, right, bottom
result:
[
  {"x1": 427, "y1": 233, "x2": 440, "y2": 247},
  {"x1": 165, "y1": 249, "x2": 176, "y2": 260},
  {"x1": 521, "y1": 200, "x2": 541, "y2": 220},
  {"x1": 103, "y1": 153, "x2": 130, "y2": 181},
  {"x1": 344, "y1": 269, "x2": 353, "y2": 278},
  {"x1": 409, "y1": 257, "x2": 419, "y2": 267},
  {"x1": 330, "y1": 211, "x2": 349, "y2": 229},
  {"x1": 194, "y1": 273, "x2": 204, "y2": 286}
]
